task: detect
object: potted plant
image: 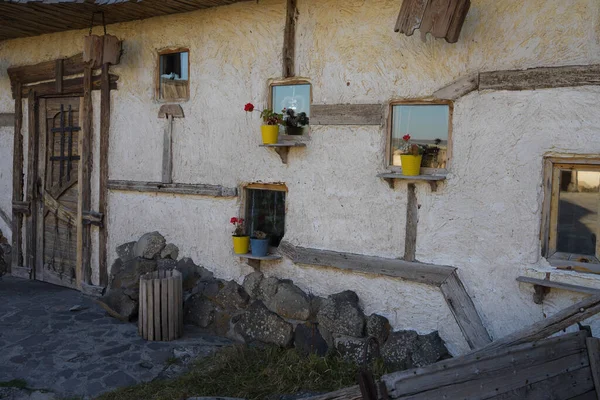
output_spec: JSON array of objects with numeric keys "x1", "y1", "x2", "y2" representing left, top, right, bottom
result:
[
  {"x1": 399, "y1": 134, "x2": 424, "y2": 176},
  {"x1": 244, "y1": 103, "x2": 282, "y2": 145},
  {"x1": 231, "y1": 217, "x2": 249, "y2": 255},
  {"x1": 282, "y1": 108, "x2": 309, "y2": 135},
  {"x1": 250, "y1": 230, "x2": 269, "y2": 257}
]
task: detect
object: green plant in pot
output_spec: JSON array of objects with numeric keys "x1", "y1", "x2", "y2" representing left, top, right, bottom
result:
[
  {"x1": 250, "y1": 230, "x2": 270, "y2": 257},
  {"x1": 283, "y1": 108, "x2": 309, "y2": 135}
]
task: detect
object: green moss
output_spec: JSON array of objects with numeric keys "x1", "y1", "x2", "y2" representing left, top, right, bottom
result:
[{"x1": 0, "y1": 379, "x2": 28, "y2": 389}]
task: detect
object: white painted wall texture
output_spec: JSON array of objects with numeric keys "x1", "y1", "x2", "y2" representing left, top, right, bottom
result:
[{"x1": 0, "y1": 0, "x2": 600, "y2": 355}]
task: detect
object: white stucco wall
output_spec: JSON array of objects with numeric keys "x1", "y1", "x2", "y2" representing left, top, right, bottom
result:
[
  {"x1": 1, "y1": 0, "x2": 600, "y2": 355},
  {"x1": 0, "y1": 126, "x2": 12, "y2": 241}
]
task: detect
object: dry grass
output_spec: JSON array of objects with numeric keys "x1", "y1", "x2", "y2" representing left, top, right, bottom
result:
[{"x1": 96, "y1": 345, "x2": 387, "y2": 400}]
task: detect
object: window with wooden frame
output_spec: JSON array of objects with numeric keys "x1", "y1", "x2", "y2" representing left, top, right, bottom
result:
[
  {"x1": 157, "y1": 48, "x2": 189, "y2": 102},
  {"x1": 542, "y1": 156, "x2": 600, "y2": 273},
  {"x1": 387, "y1": 101, "x2": 452, "y2": 174},
  {"x1": 244, "y1": 184, "x2": 287, "y2": 247},
  {"x1": 269, "y1": 80, "x2": 312, "y2": 135}
]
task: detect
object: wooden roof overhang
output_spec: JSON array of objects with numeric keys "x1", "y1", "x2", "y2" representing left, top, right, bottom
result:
[{"x1": 0, "y1": 0, "x2": 250, "y2": 41}]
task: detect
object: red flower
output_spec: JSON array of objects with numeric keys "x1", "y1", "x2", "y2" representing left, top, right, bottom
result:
[
  {"x1": 244, "y1": 103, "x2": 254, "y2": 112},
  {"x1": 230, "y1": 217, "x2": 238, "y2": 224},
  {"x1": 402, "y1": 134, "x2": 411, "y2": 141}
]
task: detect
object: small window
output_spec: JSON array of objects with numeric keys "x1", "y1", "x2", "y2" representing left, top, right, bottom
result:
[
  {"x1": 271, "y1": 83, "x2": 311, "y2": 135},
  {"x1": 389, "y1": 102, "x2": 451, "y2": 173},
  {"x1": 543, "y1": 158, "x2": 600, "y2": 270},
  {"x1": 245, "y1": 184, "x2": 286, "y2": 247},
  {"x1": 158, "y1": 49, "x2": 189, "y2": 101}
]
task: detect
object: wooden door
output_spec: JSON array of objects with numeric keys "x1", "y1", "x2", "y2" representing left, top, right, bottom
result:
[{"x1": 36, "y1": 97, "x2": 81, "y2": 289}]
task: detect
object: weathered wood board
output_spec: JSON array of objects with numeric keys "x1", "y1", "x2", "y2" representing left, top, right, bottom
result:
[{"x1": 311, "y1": 104, "x2": 383, "y2": 125}]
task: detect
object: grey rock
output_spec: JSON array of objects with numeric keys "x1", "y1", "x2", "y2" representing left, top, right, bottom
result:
[
  {"x1": 96, "y1": 289, "x2": 137, "y2": 321},
  {"x1": 235, "y1": 301, "x2": 293, "y2": 347},
  {"x1": 133, "y1": 231, "x2": 166, "y2": 259},
  {"x1": 184, "y1": 294, "x2": 216, "y2": 328},
  {"x1": 157, "y1": 258, "x2": 177, "y2": 270},
  {"x1": 242, "y1": 271, "x2": 264, "y2": 299},
  {"x1": 309, "y1": 295, "x2": 324, "y2": 321},
  {"x1": 116, "y1": 241, "x2": 137, "y2": 263},
  {"x1": 294, "y1": 322, "x2": 328, "y2": 356},
  {"x1": 269, "y1": 281, "x2": 310, "y2": 321},
  {"x1": 102, "y1": 371, "x2": 138, "y2": 388},
  {"x1": 334, "y1": 335, "x2": 376, "y2": 364},
  {"x1": 366, "y1": 314, "x2": 391, "y2": 345},
  {"x1": 317, "y1": 291, "x2": 365, "y2": 338},
  {"x1": 381, "y1": 330, "x2": 420, "y2": 370},
  {"x1": 411, "y1": 331, "x2": 449, "y2": 367},
  {"x1": 259, "y1": 276, "x2": 280, "y2": 301},
  {"x1": 177, "y1": 258, "x2": 214, "y2": 291},
  {"x1": 201, "y1": 280, "x2": 223, "y2": 299},
  {"x1": 69, "y1": 305, "x2": 87, "y2": 312},
  {"x1": 139, "y1": 361, "x2": 153, "y2": 369},
  {"x1": 109, "y1": 257, "x2": 157, "y2": 300},
  {"x1": 161, "y1": 243, "x2": 180, "y2": 260},
  {"x1": 214, "y1": 281, "x2": 250, "y2": 311}
]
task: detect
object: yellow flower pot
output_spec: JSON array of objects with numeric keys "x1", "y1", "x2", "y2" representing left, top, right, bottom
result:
[
  {"x1": 400, "y1": 155, "x2": 422, "y2": 176},
  {"x1": 261, "y1": 125, "x2": 279, "y2": 145},
  {"x1": 232, "y1": 236, "x2": 250, "y2": 254}
]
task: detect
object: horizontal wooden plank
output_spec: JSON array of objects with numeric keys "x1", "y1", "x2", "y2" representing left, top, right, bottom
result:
[
  {"x1": 479, "y1": 64, "x2": 600, "y2": 91},
  {"x1": 377, "y1": 173, "x2": 447, "y2": 181},
  {"x1": 20, "y1": 74, "x2": 119, "y2": 98},
  {"x1": 311, "y1": 104, "x2": 383, "y2": 125},
  {"x1": 278, "y1": 241, "x2": 455, "y2": 286},
  {"x1": 108, "y1": 180, "x2": 238, "y2": 197},
  {"x1": 433, "y1": 74, "x2": 479, "y2": 100},
  {"x1": 8, "y1": 53, "x2": 84, "y2": 86},
  {"x1": 0, "y1": 113, "x2": 15, "y2": 128},
  {"x1": 517, "y1": 276, "x2": 600, "y2": 296}
]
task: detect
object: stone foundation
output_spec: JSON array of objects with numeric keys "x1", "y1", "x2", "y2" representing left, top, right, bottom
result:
[{"x1": 101, "y1": 232, "x2": 450, "y2": 369}]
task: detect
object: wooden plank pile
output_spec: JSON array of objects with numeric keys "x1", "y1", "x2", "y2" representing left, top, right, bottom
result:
[{"x1": 308, "y1": 295, "x2": 600, "y2": 399}]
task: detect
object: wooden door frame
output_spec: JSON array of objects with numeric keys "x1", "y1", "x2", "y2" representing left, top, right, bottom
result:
[{"x1": 7, "y1": 54, "x2": 117, "y2": 290}]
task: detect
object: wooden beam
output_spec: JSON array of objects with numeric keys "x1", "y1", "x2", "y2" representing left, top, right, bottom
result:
[
  {"x1": 35, "y1": 98, "x2": 47, "y2": 281},
  {"x1": 282, "y1": 0, "x2": 297, "y2": 78},
  {"x1": 98, "y1": 64, "x2": 110, "y2": 287},
  {"x1": 25, "y1": 90, "x2": 38, "y2": 277},
  {"x1": 0, "y1": 113, "x2": 15, "y2": 127},
  {"x1": 162, "y1": 115, "x2": 174, "y2": 184},
  {"x1": 107, "y1": 180, "x2": 238, "y2": 197},
  {"x1": 479, "y1": 64, "x2": 600, "y2": 91},
  {"x1": 278, "y1": 240, "x2": 455, "y2": 286},
  {"x1": 0, "y1": 207, "x2": 11, "y2": 229},
  {"x1": 55, "y1": 59, "x2": 63, "y2": 94},
  {"x1": 311, "y1": 104, "x2": 383, "y2": 125},
  {"x1": 11, "y1": 82, "x2": 24, "y2": 274},
  {"x1": 394, "y1": 0, "x2": 428, "y2": 35},
  {"x1": 440, "y1": 270, "x2": 492, "y2": 349},
  {"x1": 8, "y1": 53, "x2": 84, "y2": 88},
  {"x1": 586, "y1": 338, "x2": 600, "y2": 400},
  {"x1": 404, "y1": 183, "x2": 418, "y2": 261},
  {"x1": 20, "y1": 74, "x2": 119, "y2": 99},
  {"x1": 517, "y1": 276, "x2": 600, "y2": 296},
  {"x1": 433, "y1": 73, "x2": 479, "y2": 100}
]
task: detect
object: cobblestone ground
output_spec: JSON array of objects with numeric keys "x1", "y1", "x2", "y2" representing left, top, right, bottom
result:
[{"x1": 0, "y1": 276, "x2": 232, "y2": 400}]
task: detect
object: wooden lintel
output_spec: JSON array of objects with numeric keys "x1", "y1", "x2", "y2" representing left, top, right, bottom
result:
[
  {"x1": 20, "y1": 74, "x2": 119, "y2": 99},
  {"x1": 517, "y1": 276, "x2": 600, "y2": 298},
  {"x1": 311, "y1": 104, "x2": 383, "y2": 125},
  {"x1": 8, "y1": 53, "x2": 84, "y2": 89},
  {"x1": 107, "y1": 180, "x2": 238, "y2": 197},
  {"x1": 278, "y1": 240, "x2": 455, "y2": 286}
]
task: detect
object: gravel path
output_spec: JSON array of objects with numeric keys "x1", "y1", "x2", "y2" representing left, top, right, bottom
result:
[{"x1": 0, "y1": 276, "x2": 231, "y2": 399}]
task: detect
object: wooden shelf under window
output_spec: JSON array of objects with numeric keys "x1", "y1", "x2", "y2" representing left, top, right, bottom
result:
[
  {"x1": 234, "y1": 252, "x2": 282, "y2": 269},
  {"x1": 377, "y1": 172, "x2": 447, "y2": 192},
  {"x1": 259, "y1": 135, "x2": 309, "y2": 164}
]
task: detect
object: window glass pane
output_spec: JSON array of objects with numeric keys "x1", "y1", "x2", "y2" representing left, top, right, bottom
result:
[
  {"x1": 272, "y1": 84, "x2": 311, "y2": 116},
  {"x1": 159, "y1": 51, "x2": 189, "y2": 100},
  {"x1": 557, "y1": 169, "x2": 600, "y2": 256},
  {"x1": 246, "y1": 189, "x2": 286, "y2": 247},
  {"x1": 391, "y1": 105, "x2": 449, "y2": 168}
]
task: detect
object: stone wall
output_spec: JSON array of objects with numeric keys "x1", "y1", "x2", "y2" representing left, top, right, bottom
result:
[{"x1": 102, "y1": 232, "x2": 449, "y2": 369}]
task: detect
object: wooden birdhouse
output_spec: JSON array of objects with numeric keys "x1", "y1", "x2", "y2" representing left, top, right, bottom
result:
[{"x1": 395, "y1": 0, "x2": 471, "y2": 43}]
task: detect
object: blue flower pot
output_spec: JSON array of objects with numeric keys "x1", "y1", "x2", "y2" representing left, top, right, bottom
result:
[{"x1": 250, "y1": 238, "x2": 269, "y2": 257}]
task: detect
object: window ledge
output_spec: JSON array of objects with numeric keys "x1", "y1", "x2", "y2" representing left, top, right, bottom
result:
[
  {"x1": 259, "y1": 135, "x2": 309, "y2": 164},
  {"x1": 520, "y1": 264, "x2": 600, "y2": 303},
  {"x1": 377, "y1": 172, "x2": 447, "y2": 191},
  {"x1": 233, "y1": 252, "x2": 282, "y2": 270}
]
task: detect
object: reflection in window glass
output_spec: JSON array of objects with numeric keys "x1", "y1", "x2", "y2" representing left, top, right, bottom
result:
[
  {"x1": 159, "y1": 51, "x2": 189, "y2": 100},
  {"x1": 391, "y1": 104, "x2": 449, "y2": 168},
  {"x1": 272, "y1": 84, "x2": 311, "y2": 116},
  {"x1": 557, "y1": 169, "x2": 600, "y2": 256},
  {"x1": 245, "y1": 189, "x2": 286, "y2": 247}
]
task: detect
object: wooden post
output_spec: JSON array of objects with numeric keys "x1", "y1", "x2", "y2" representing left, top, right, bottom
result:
[
  {"x1": 77, "y1": 65, "x2": 93, "y2": 287},
  {"x1": 98, "y1": 63, "x2": 110, "y2": 287},
  {"x1": 162, "y1": 115, "x2": 173, "y2": 184},
  {"x1": 11, "y1": 82, "x2": 23, "y2": 274},
  {"x1": 55, "y1": 59, "x2": 63, "y2": 94},
  {"x1": 404, "y1": 183, "x2": 418, "y2": 261},
  {"x1": 35, "y1": 98, "x2": 47, "y2": 280},
  {"x1": 282, "y1": 0, "x2": 297, "y2": 78},
  {"x1": 25, "y1": 90, "x2": 38, "y2": 277}
]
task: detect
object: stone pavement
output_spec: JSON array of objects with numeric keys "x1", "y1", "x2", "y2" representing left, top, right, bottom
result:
[{"x1": 0, "y1": 276, "x2": 232, "y2": 399}]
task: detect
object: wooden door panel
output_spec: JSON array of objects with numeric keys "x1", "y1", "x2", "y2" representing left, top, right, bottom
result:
[{"x1": 38, "y1": 97, "x2": 81, "y2": 289}]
